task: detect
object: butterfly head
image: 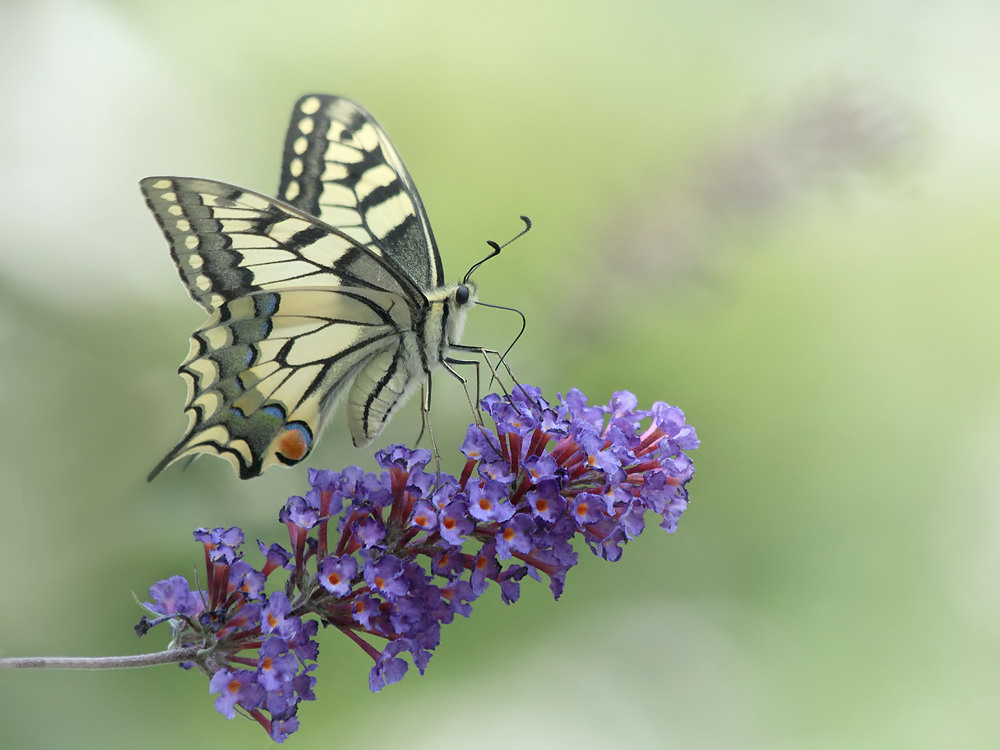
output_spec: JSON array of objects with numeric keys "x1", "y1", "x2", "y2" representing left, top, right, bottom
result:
[
  {"x1": 428, "y1": 281, "x2": 478, "y2": 351},
  {"x1": 455, "y1": 283, "x2": 473, "y2": 307}
]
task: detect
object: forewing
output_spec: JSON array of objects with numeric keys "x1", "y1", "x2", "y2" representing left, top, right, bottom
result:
[
  {"x1": 141, "y1": 176, "x2": 424, "y2": 313},
  {"x1": 147, "y1": 287, "x2": 414, "y2": 480},
  {"x1": 277, "y1": 94, "x2": 444, "y2": 291}
]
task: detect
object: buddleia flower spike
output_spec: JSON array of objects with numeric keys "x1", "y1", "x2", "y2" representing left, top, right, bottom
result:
[{"x1": 1, "y1": 385, "x2": 698, "y2": 742}]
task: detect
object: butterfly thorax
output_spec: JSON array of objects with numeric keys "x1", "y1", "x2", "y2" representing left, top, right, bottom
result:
[{"x1": 423, "y1": 281, "x2": 477, "y2": 366}]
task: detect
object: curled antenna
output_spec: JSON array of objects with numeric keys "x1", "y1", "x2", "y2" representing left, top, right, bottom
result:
[{"x1": 463, "y1": 215, "x2": 531, "y2": 284}]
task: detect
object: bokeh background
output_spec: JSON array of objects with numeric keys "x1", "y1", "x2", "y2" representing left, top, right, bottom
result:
[{"x1": 2, "y1": 1, "x2": 998, "y2": 747}]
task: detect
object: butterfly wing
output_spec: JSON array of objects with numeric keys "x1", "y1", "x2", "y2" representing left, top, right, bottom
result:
[
  {"x1": 277, "y1": 94, "x2": 444, "y2": 291},
  {"x1": 274, "y1": 96, "x2": 475, "y2": 450},
  {"x1": 143, "y1": 176, "x2": 428, "y2": 479},
  {"x1": 142, "y1": 176, "x2": 423, "y2": 313},
  {"x1": 149, "y1": 286, "x2": 417, "y2": 479}
]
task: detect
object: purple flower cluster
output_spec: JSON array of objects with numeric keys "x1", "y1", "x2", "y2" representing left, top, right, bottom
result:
[
  {"x1": 138, "y1": 385, "x2": 698, "y2": 742},
  {"x1": 138, "y1": 528, "x2": 317, "y2": 741}
]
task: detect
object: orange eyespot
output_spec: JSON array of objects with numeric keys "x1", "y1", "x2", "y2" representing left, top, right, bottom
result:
[{"x1": 275, "y1": 423, "x2": 313, "y2": 464}]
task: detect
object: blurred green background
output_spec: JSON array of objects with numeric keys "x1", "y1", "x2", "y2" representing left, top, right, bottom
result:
[{"x1": 2, "y1": 1, "x2": 998, "y2": 747}]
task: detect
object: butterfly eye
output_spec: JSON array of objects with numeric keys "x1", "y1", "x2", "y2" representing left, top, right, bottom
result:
[{"x1": 455, "y1": 285, "x2": 471, "y2": 305}]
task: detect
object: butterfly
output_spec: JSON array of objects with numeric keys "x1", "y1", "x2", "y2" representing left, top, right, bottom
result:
[{"x1": 145, "y1": 94, "x2": 495, "y2": 480}]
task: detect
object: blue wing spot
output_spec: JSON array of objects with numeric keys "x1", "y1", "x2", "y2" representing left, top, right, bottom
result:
[
  {"x1": 261, "y1": 404, "x2": 287, "y2": 420},
  {"x1": 257, "y1": 293, "x2": 280, "y2": 316}
]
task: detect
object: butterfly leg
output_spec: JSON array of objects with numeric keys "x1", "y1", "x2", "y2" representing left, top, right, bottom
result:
[
  {"x1": 447, "y1": 343, "x2": 535, "y2": 412},
  {"x1": 442, "y1": 355, "x2": 486, "y2": 427},
  {"x1": 440, "y1": 356, "x2": 505, "y2": 459},
  {"x1": 418, "y1": 377, "x2": 444, "y2": 475}
]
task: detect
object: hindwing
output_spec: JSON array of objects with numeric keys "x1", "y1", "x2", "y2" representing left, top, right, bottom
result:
[{"x1": 148, "y1": 286, "x2": 417, "y2": 479}]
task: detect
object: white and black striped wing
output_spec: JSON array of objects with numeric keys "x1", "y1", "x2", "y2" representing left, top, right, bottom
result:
[
  {"x1": 142, "y1": 176, "x2": 426, "y2": 479},
  {"x1": 277, "y1": 94, "x2": 444, "y2": 291},
  {"x1": 142, "y1": 176, "x2": 423, "y2": 313},
  {"x1": 149, "y1": 287, "x2": 417, "y2": 480}
]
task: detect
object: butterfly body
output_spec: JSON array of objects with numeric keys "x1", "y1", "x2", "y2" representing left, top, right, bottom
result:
[{"x1": 145, "y1": 96, "x2": 476, "y2": 480}]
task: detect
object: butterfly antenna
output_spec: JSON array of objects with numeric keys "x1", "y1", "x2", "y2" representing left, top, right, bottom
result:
[{"x1": 463, "y1": 215, "x2": 531, "y2": 284}]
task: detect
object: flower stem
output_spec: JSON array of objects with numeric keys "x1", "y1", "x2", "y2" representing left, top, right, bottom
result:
[{"x1": 0, "y1": 647, "x2": 201, "y2": 671}]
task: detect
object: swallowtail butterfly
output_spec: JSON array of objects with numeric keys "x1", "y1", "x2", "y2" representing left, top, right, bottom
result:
[{"x1": 145, "y1": 95, "x2": 485, "y2": 480}]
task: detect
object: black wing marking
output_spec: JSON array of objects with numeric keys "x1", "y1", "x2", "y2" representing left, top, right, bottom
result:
[
  {"x1": 141, "y1": 176, "x2": 426, "y2": 313},
  {"x1": 277, "y1": 94, "x2": 444, "y2": 291},
  {"x1": 147, "y1": 286, "x2": 417, "y2": 480}
]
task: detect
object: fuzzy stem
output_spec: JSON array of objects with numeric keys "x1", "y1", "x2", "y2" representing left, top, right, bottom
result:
[{"x1": 0, "y1": 647, "x2": 201, "y2": 671}]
